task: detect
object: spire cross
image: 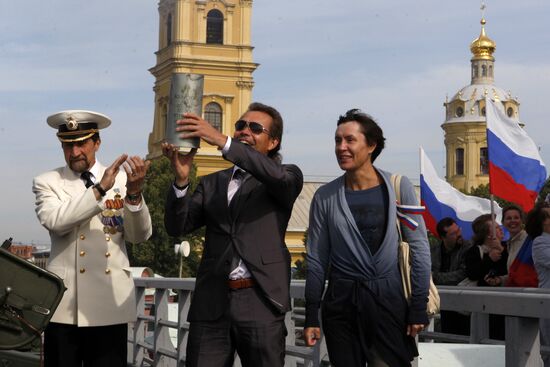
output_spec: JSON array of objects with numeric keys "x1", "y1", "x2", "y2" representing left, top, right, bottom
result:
[{"x1": 480, "y1": 2, "x2": 486, "y2": 20}]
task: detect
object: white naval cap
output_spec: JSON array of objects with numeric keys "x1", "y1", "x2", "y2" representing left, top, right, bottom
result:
[{"x1": 47, "y1": 110, "x2": 111, "y2": 143}]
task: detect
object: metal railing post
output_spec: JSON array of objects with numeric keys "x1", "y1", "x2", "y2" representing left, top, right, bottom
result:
[
  {"x1": 505, "y1": 316, "x2": 542, "y2": 367},
  {"x1": 176, "y1": 290, "x2": 191, "y2": 367},
  {"x1": 132, "y1": 286, "x2": 146, "y2": 366},
  {"x1": 470, "y1": 312, "x2": 490, "y2": 344},
  {"x1": 154, "y1": 288, "x2": 175, "y2": 367},
  {"x1": 285, "y1": 299, "x2": 297, "y2": 367}
]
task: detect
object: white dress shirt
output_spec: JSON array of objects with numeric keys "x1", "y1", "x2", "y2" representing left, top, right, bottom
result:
[{"x1": 172, "y1": 137, "x2": 252, "y2": 279}]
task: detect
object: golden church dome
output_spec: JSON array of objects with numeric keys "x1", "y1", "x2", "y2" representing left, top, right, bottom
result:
[{"x1": 470, "y1": 18, "x2": 496, "y2": 60}]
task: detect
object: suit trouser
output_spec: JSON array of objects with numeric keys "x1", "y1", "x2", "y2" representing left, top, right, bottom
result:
[
  {"x1": 44, "y1": 322, "x2": 127, "y2": 367},
  {"x1": 186, "y1": 286, "x2": 287, "y2": 367}
]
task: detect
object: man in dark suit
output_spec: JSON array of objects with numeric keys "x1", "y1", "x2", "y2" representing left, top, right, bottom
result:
[{"x1": 162, "y1": 102, "x2": 303, "y2": 367}]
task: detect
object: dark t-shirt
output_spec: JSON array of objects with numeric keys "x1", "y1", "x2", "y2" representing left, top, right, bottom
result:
[{"x1": 345, "y1": 183, "x2": 388, "y2": 255}]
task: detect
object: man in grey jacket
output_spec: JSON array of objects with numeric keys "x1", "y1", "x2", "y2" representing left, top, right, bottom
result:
[{"x1": 431, "y1": 217, "x2": 471, "y2": 335}]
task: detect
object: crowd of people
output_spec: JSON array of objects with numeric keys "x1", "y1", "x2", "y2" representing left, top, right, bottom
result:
[
  {"x1": 32, "y1": 104, "x2": 549, "y2": 367},
  {"x1": 431, "y1": 204, "x2": 550, "y2": 364}
]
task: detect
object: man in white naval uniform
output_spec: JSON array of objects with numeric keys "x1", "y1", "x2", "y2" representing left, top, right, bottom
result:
[{"x1": 33, "y1": 110, "x2": 152, "y2": 367}]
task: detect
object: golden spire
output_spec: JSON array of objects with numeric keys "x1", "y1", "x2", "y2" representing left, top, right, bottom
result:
[{"x1": 470, "y1": 4, "x2": 496, "y2": 60}]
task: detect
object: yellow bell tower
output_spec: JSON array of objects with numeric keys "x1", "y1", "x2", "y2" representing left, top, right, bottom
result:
[
  {"x1": 442, "y1": 17, "x2": 521, "y2": 192},
  {"x1": 147, "y1": 0, "x2": 258, "y2": 176}
]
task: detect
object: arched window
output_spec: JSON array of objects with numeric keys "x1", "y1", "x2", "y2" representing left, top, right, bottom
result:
[
  {"x1": 473, "y1": 66, "x2": 478, "y2": 78},
  {"x1": 204, "y1": 102, "x2": 223, "y2": 131},
  {"x1": 167, "y1": 13, "x2": 172, "y2": 46},
  {"x1": 480, "y1": 147, "x2": 489, "y2": 174},
  {"x1": 456, "y1": 148, "x2": 464, "y2": 175},
  {"x1": 206, "y1": 9, "x2": 223, "y2": 44},
  {"x1": 489, "y1": 65, "x2": 493, "y2": 77},
  {"x1": 482, "y1": 64, "x2": 487, "y2": 77}
]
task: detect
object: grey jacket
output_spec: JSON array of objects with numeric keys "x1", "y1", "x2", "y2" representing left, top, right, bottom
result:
[{"x1": 305, "y1": 168, "x2": 431, "y2": 326}]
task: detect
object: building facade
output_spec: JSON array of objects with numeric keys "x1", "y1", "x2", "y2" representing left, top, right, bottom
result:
[
  {"x1": 442, "y1": 18, "x2": 521, "y2": 193},
  {"x1": 145, "y1": 1, "x2": 314, "y2": 266},
  {"x1": 7, "y1": 243, "x2": 49, "y2": 269},
  {"x1": 147, "y1": 0, "x2": 258, "y2": 176}
]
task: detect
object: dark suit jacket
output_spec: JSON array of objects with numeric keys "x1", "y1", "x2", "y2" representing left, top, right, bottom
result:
[{"x1": 165, "y1": 141, "x2": 303, "y2": 321}]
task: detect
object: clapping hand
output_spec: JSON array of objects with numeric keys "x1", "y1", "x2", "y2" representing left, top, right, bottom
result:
[
  {"x1": 124, "y1": 156, "x2": 151, "y2": 195},
  {"x1": 99, "y1": 154, "x2": 128, "y2": 191}
]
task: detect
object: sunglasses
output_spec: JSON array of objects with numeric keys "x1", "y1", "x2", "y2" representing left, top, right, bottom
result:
[{"x1": 235, "y1": 120, "x2": 272, "y2": 137}]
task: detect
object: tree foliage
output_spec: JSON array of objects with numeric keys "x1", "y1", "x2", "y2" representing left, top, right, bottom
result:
[
  {"x1": 292, "y1": 231, "x2": 308, "y2": 280},
  {"x1": 428, "y1": 232, "x2": 440, "y2": 246},
  {"x1": 537, "y1": 178, "x2": 550, "y2": 204},
  {"x1": 127, "y1": 157, "x2": 203, "y2": 277},
  {"x1": 468, "y1": 182, "x2": 550, "y2": 214},
  {"x1": 467, "y1": 183, "x2": 514, "y2": 210},
  {"x1": 293, "y1": 253, "x2": 307, "y2": 280}
]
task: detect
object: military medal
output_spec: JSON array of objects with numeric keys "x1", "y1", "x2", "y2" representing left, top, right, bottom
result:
[{"x1": 100, "y1": 189, "x2": 124, "y2": 233}]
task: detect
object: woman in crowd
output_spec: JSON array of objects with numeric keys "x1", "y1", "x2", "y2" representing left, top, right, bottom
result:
[
  {"x1": 504, "y1": 204, "x2": 539, "y2": 287},
  {"x1": 303, "y1": 109, "x2": 431, "y2": 367},
  {"x1": 465, "y1": 213, "x2": 508, "y2": 339},
  {"x1": 465, "y1": 214, "x2": 508, "y2": 286},
  {"x1": 526, "y1": 202, "x2": 550, "y2": 366},
  {"x1": 502, "y1": 205, "x2": 527, "y2": 270}
]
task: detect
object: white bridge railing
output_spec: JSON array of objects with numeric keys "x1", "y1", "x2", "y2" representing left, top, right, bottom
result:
[{"x1": 129, "y1": 279, "x2": 550, "y2": 367}]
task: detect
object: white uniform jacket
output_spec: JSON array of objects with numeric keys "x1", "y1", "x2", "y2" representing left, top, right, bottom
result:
[{"x1": 33, "y1": 163, "x2": 152, "y2": 326}]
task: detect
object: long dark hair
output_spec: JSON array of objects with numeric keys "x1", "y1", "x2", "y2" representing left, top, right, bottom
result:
[{"x1": 471, "y1": 214, "x2": 494, "y2": 247}]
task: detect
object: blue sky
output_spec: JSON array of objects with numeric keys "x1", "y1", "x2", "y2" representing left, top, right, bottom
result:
[{"x1": 1, "y1": 0, "x2": 549, "y2": 244}]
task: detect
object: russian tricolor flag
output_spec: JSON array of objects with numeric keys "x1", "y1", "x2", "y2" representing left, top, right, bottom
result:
[
  {"x1": 420, "y1": 147, "x2": 501, "y2": 240},
  {"x1": 507, "y1": 236, "x2": 538, "y2": 287},
  {"x1": 486, "y1": 97, "x2": 547, "y2": 212}
]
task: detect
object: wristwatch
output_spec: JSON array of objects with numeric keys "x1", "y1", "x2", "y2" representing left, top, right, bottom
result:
[
  {"x1": 93, "y1": 183, "x2": 107, "y2": 197},
  {"x1": 126, "y1": 192, "x2": 142, "y2": 204}
]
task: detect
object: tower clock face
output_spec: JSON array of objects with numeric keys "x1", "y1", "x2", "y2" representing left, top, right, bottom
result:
[{"x1": 456, "y1": 106, "x2": 464, "y2": 117}]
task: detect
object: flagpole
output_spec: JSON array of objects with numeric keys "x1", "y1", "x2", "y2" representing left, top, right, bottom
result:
[
  {"x1": 490, "y1": 194, "x2": 497, "y2": 236},
  {"x1": 419, "y1": 147, "x2": 423, "y2": 180},
  {"x1": 486, "y1": 97, "x2": 497, "y2": 235}
]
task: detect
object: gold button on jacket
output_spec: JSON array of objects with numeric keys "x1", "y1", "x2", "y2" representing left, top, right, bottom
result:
[{"x1": 34, "y1": 163, "x2": 153, "y2": 327}]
